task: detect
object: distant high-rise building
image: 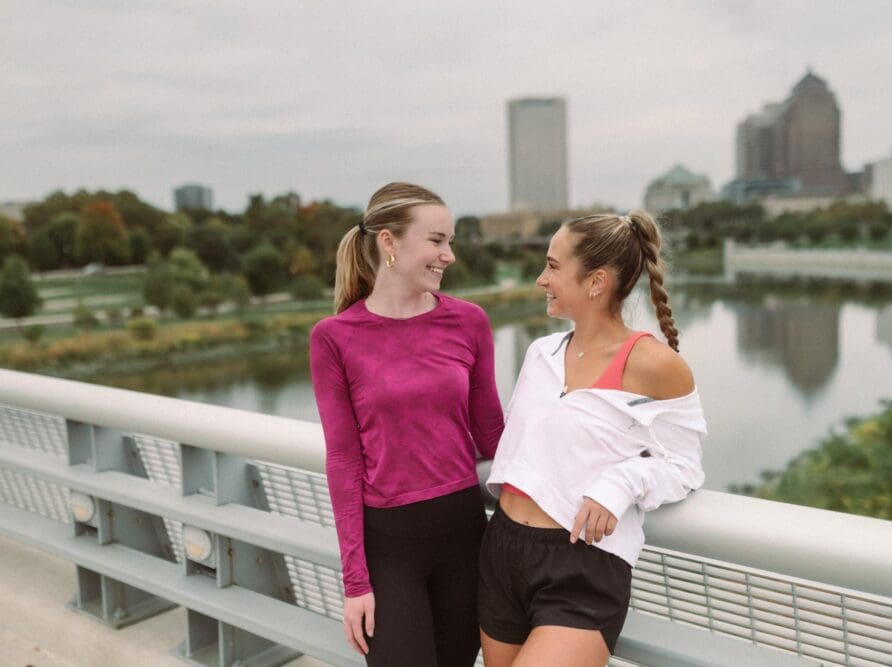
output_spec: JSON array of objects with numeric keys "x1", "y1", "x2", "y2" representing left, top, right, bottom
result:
[
  {"x1": 727, "y1": 71, "x2": 848, "y2": 202},
  {"x1": 870, "y1": 149, "x2": 892, "y2": 208},
  {"x1": 173, "y1": 184, "x2": 213, "y2": 211},
  {"x1": 507, "y1": 97, "x2": 568, "y2": 211},
  {"x1": 643, "y1": 164, "x2": 715, "y2": 213}
]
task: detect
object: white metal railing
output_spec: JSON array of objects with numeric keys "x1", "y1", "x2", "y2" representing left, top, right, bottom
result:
[{"x1": 2, "y1": 369, "x2": 892, "y2": 666}]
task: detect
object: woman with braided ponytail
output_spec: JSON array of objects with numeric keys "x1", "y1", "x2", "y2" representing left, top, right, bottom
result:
[
  {"x1": 480, "y1": 210, "x2": 706, "y2": 666},
  {"x1": 310, "y1": 182, "x2": 504, "y2": 666}
]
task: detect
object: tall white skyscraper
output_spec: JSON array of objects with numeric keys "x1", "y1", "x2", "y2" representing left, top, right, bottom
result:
[{"x1": 507, "y1": 97, "x2": 568, "y2": 211}]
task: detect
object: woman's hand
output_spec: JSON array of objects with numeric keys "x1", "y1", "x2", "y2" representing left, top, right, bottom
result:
[
  {"x1": 570, "y1": 497, "x2": 617, "y2": 545},
  {"x1": 342, "y1": 591, "x2": 375, "y2": 655}
]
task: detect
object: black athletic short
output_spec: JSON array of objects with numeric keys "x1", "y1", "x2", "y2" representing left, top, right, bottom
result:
[{"x1": 478, "y1": 502, "x2": 632, "y2": 654}]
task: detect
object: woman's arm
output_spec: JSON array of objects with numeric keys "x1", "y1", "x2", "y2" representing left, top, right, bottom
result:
[
  {"x1": 581, "y1": 342, "x2": 705, "y2": 523},
  {"x1": 309, "y1": 324, "x2": 372, "y2": 598},
  {"x1": 467, "y1": 307, "x2": 505, "y2": 459}
]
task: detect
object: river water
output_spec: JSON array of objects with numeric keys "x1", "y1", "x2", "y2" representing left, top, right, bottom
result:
[{"x1": 89, "y1": 280, "x2": 892, "y2": 492}]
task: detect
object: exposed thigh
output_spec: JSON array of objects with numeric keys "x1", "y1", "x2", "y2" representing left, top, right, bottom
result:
[
  {"x1": 512, "y1": 625, "x2": 610, "y2": 667},
  {"x1": 480, "y1": 628, "x2": 523, "y2": 667}
]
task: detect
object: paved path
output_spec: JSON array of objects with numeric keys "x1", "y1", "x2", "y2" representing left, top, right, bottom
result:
[{"x1": 0, "y1": 534, "x2": 331, "y2": 666}]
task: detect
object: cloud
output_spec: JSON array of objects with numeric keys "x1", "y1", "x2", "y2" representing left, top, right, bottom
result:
[{"x1": 2, "y1": 1, "x2": 891, "y2": 214}]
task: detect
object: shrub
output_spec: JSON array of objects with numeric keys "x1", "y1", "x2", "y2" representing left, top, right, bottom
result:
[
  {"x1": 127, "y1": 317, "x2": 158, "y2": 341},
  {"x1": 22, "y1": 325, "x2": 45, "y2": 344},
  {"x1": 104, "y1": 307, "x2": 123, "y2": 327},
  {"x1": 290, "y1": 274, "x2": 326, "y2": 300},
  {"x1": 172, "y1": 285, "x2": 197, "y2": 318},
  {"x1": 73, "y1": 301, "x2": 99, "y2": 329}
]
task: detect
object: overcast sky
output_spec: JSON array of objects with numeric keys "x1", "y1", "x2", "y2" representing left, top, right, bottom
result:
[{"x1": 2, "y1": 1, "x2": 891, "y2": 217}]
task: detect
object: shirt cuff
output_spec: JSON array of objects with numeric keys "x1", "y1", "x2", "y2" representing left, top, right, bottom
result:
[
  {"x1": 344, "y1": 581, "x2": 373, "y2": 598},
  {"x1": 584, "y1": 476, "x2": 635, "y2": 521}
]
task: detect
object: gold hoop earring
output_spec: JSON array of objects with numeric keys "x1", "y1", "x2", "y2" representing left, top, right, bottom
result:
[{"x1": 385, "y1": 254, "x2": 395, "y2": 269}]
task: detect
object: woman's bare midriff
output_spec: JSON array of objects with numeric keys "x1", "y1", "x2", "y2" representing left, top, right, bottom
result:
[{"x1": 499, "y1": 491, "x2": 563, "y2": 529}]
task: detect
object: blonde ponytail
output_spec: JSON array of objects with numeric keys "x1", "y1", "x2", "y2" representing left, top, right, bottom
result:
[{"x1": 334, "y1": 225, "x2": 376, "y2": 313}]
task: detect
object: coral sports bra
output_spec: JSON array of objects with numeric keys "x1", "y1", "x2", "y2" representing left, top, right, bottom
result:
[{"x1": 502, "y1": 331, "x2": 653, "y2": 499}]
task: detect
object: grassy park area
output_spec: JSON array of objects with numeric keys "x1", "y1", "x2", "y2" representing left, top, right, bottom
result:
[{"x1": 0, "y1": 267, "x2": 542, "y2": 374}]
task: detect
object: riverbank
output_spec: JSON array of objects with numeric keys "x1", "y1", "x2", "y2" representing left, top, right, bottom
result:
[{"x1": 0, "y1": 284, "x2": 543, "y2": 377}]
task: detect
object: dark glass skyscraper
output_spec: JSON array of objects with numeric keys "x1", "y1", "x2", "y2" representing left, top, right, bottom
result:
[{"x1": 734, "y1": 71, "x2": 847, "y2": 196}]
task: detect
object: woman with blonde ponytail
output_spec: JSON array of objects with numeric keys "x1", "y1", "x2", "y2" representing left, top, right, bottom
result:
[
  {"x1": 480, "y1": 210, "x2": 706, "y2": 666},
  {"x1": 310, "y1": 182, "x2": 504, "y2": 666}
]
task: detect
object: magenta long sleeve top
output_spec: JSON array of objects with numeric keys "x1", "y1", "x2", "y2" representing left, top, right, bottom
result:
[{"x1": 309, "y1": 294, "x2": 504, "y2": 596}]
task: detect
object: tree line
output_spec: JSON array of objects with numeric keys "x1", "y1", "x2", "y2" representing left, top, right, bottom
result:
[
  {"x1": 660, "y1": 199, "x2": 892, "y2": 249},
  {"x1": 0, "y1": 189, "x2": 499, "y2": 323}
]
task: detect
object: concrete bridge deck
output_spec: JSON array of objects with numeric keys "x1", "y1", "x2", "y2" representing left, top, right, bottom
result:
[{"x1": 0, "y1": 534, "x2": 330, "y2": 667}]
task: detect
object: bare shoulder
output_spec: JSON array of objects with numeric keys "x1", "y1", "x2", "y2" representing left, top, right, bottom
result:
[{"x1": 624, "y1": 336, "x2": 695, "y2": 400}]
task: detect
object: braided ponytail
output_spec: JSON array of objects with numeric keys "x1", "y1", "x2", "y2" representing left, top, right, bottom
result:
[{"x1": 627, "y1": 210, "x2": 679, "y2": 351}]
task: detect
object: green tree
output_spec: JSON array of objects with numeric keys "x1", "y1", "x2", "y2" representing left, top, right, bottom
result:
[
  {"x1": 245, "y1": 192, "x2": 301, "y2": 240},
  {"x1": 109, "y1": 189, "x2": 167, "y2": 236},
  {"x1": 439, "y1": 258, "x2": 473, "y2": 289},
  {"x1": 454, "y1": 241, "x2": 497, "y2": 284},
  {"x1": 129, "y1": 228, "x2": 153, "y2": 264},
  {"x1": 46, "y1": 212, "x2": 81, "y2": 267},
  {"x1": 171, "y1": 285, "x2": 197, "y2": 318},
  {"x1": 22, "y1": 189, "x2": 91, "y2": 233},
  {"x1": 143, "y1": 261, "x2": 176, "y2": 313},
  {"x1": 154, "y1": 213, "x2": 192, "y2": 257},
  {"x1": 220, "y1": 273, "x2": 251, "y2": 312},
  {"x1": 521, "y1": 249, "x2": 544, "y2": 280},
  {"x1": 286, "y1": 243, "x2": 318, "y2": 278},
  {"x1": 0, "y1": 256, "x2": 42, "y2": 324},
  {"x1": 27, "y1": 230, "x2": 59, "y2": 271},
  {"x1": 241, "y1": 244, "x2": 286, "y2": 297},
  {"x1": 290, "y1": 274, "x2": 326, "y2": 300},
  {"x1": 74, "y1": 200, "x2": 130, "y2": 265},
  {"x1": 185, "y1": 219, "x2": 238, "y2": 272},
  {"x1": 0, "y1": 215, "x2": 26, "y2": 263},
  {"x1": 455, "y1": 216, "x2": 481, "y2": 241},
  {"x1": 169, "y1": 247, "x2": 209, "y2": 291}
]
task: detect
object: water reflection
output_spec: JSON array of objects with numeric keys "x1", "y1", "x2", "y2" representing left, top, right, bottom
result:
[{"x1": 736, "y1": 299, "x2": 840, "y2": 397}]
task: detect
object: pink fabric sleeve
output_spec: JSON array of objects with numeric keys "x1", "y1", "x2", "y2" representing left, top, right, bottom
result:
[
  {"x1": 468, "y1": 308, "x2": 504, "y2": 459},
  {"x1": 309, "y1": 324, "x2": 372, "y2": 597}
]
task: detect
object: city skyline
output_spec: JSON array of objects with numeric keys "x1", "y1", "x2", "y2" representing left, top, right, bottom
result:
[{"x1": 2, "y1": 2, "x2": 892, "y2": 216}]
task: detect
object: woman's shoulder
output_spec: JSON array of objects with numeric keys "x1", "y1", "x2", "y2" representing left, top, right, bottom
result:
[
  {"x1": 437, "y1": 293, "x2": 491, "y2": 327},
  {"x1": 438, "y1": 293, "x2": 484, "y2": 315},
  {"x1": 625, "y1": 335, "x2": 695, "y2": 400},
  {"x1": 311, "y1": 302, "x2": 367, "y2": 340}
]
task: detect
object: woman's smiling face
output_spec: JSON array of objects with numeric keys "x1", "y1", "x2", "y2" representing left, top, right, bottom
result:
[
  {"x1": 388, "y1": 204, "x2": 456, "y2": 292},
  {"x1": 535, "y1": 225, "x2": 590, "y2": 320}
]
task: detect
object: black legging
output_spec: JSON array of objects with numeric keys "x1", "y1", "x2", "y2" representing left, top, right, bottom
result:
[{"x1": 362, "y1": 485, "x2": 487, "y2": 667}]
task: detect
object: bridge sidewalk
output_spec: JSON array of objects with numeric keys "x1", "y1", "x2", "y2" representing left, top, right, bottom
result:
[{"x1": 0, "y1": 533, "x2": 331, "y2": 667}]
